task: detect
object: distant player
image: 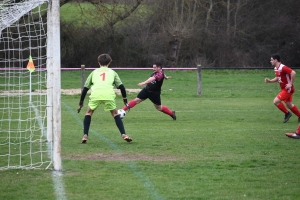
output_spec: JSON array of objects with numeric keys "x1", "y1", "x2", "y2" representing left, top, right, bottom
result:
[
  {"x1": 77, "y1": 54, "x2": 132, "y2": 143},
  {"x1": 265, "y1": 54, "x2": 300, "y2": 123},
  {"x1": 122, "y1": 62, "x2": 176, "y2": 120}
]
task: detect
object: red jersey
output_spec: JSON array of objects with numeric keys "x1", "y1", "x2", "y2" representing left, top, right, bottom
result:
[{"x1": 274, "y1": 64, "x2": 294, "y2": 93}]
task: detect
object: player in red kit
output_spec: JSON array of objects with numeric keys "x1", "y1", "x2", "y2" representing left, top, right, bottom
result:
[
  {"x1": 265, "y1": 54, "x2": 300, "y2": 123},
  {"x1": 122, "y1": 62, "x2": 176, "y2": 120}
]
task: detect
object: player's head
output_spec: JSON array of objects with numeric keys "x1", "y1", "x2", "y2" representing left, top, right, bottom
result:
[
  {"x1": 153, "y1": 62, "x2": 162, "y2": 72},
  {"x1": 270, "y1": 54, "x2": 281, "y2": 66},
  {"x1": 271, "y1": 54, "x2": 281, "y2": 62},
  {"x1": 98, "y1": 54, "x2": 112, "y2": 66},
  {"x1": 153, "y1": 62, "x2": 162, "y2": 68}
]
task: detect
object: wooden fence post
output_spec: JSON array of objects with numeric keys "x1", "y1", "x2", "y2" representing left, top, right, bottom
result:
[
  {"x1": 81, "y1": 65, "x2": 85, "y2": 90},
  {"x1": 197, "y1": 64, "x2": 202, "y2": 97}
]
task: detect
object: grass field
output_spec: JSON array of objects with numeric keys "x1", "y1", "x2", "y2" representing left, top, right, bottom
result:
[{"x1": 1, "y1": 69, "x2": 300, "y2": 200}]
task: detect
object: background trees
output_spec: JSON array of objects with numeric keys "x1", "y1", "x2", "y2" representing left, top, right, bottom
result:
[{"x1": 60, "y1": 0, "x2": 300, "y2": 68}]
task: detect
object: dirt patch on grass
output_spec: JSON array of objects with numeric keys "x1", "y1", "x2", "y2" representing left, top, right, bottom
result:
[{"x1": 64, "y1": 153, "x2": 178, "y2": 162}]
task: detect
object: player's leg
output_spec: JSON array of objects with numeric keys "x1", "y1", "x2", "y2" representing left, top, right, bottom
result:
[
  {"x1": 81, "y1": 105, "x2": 95, "y2": 143},
  {"x1": 274, "y1": 92, "x2": 291, "y2": 123},
  {"x1": 150, "y1": 94, "x2": 176, "y2": 120},
  {"x1": 123, "y1": 97, "x2": 143, "y2": 111},
  {"x1": 106, "y1": 100, "x2": 132, "y2": 142},
  {"x1": 122, "y1": 88, "x2": 147, "y2": 111},
  {"x1": 286, "y1": 101, "x2": 300, "y2": 121},
  {"x1": 285, "y1": 94, "x2": 300, "y2": 122}
]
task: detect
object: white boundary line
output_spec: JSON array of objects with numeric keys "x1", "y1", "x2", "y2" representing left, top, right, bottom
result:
[{"x1": 30, "y1": 102, "x2": 67, "y2": 200}]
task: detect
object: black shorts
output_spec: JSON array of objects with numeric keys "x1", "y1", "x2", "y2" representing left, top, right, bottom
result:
[{"x1": 137, "y1": 88, "x2": 161, "y2": 105}]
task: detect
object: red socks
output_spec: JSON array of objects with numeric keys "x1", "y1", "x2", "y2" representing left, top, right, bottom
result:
[
  {"x1": 277, "y1": 102, "x2": 289, "y2": 114},
  {"x1": 290, "y1": 105, "x2": 300, "y2": 117},
  {"x1": 123, "y1": 100, "x2": 137, "y2": 111},
  {"x1": 296, "y1": 124, "x2": 300, "y2": 134},
  {"x1": 161, "y1": 105, "x2": 173, "y2": 116},
  {"x1": 122, "y1": 102, "x2": 173, "y2": 117},
  {"x1": 276, "y1": 103, "x2": 300, "y2": 117}
]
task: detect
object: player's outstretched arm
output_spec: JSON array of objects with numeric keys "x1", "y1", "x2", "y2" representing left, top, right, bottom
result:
[
  {"x1": 265, "y1": 77, "x2": 278, "y2": 83},
  {"x1": 164, "y1": 74, "x2": 172, "y2": 80},
  {"x1": 78, "y1": 87, "x2": 89, "y2": 113},
  {"x1": 138, "y1": 77, "x2": 156, "y2": 86}
]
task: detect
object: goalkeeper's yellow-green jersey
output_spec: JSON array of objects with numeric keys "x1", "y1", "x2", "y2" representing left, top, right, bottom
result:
[{"x1": 84, "y1": 67, "x2": 122, "y2": 100}]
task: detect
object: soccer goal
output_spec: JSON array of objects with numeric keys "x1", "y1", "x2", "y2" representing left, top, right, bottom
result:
[{"x1": 0, "y1": 0, "x2": 61, "y2": 170}]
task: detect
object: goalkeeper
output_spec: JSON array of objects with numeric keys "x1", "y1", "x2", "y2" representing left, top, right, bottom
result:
[{"x1": 77, "y1": 54, "x2": 132, "y2": 143}]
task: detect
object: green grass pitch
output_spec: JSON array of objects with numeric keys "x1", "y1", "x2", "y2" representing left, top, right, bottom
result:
[{"x1": 0, "y1": 69, "x2": 299, "y2": 200}]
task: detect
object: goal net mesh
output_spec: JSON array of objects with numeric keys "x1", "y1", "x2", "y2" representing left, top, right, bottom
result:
[{"x1": 0, "y1": 0, "x2": 51, "y2": 170}]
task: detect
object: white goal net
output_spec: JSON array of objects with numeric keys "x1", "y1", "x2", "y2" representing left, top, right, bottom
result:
[{"x1": 0, "y1": 0, "x2": 61, "y2": 170}]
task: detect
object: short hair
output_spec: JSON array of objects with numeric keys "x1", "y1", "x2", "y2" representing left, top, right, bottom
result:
[
  {"x1": 271, "y1": 54, "x2": 281, "y2": 62},
  {"x1": 98, "y1": 54, "x2": 112, "y2": 66},
  {"x1": 154, "y1": 62, "x2": 162, "y2": 68}
]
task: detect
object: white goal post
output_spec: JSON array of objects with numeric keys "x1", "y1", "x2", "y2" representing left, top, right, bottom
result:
[{"x1": 0, "y1": 0, "x2": 61, "y2": 170}]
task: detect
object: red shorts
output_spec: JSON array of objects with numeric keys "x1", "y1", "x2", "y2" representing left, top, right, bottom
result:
[{"x1": 277, "y1": 90, "x2": 293, "y2": 102}]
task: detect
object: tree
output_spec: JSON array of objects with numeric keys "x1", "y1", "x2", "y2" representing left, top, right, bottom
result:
[
  {"x1": 88, "y1": 0, "x2": 143, "y2": 54},
  {"x1": 151, "y1": 0, "x2": 204, "y2": 67},
  {"x1": 59, "y1": 0, "x2": 300, "y2": 68},
  {"x1": 60, "y1": 0, "x2": 144, "y2": 67}
]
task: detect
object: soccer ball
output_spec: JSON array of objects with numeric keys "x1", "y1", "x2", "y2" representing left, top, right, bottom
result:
[{"x1": 118, "y1": 109, "x2": 126, "y2": 119}]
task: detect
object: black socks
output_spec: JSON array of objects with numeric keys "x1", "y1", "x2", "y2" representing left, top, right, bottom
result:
[
  {"x1": 83, "y1": 115, "x2": 91, "y2": 135},
  {"x1": 114, "y1": 115, "x2": 125, "y2": 135}
]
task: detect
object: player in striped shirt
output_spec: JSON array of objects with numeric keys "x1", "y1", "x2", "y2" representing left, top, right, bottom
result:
[
  {"x1": 122, "y1": 62, "x2": 176, "y2": 120},
  {"x1": 265, "y1": 54, "x2": 300, "y2": 123}
]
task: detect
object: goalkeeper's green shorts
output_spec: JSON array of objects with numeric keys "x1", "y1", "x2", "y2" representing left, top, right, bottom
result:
[{"x1": 88, "y1": 99, "x2": 116, "y2": 111}]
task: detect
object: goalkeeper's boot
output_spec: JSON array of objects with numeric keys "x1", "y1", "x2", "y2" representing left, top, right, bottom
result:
[
  {"x1": 81, "y1": 134, "x2": 88, "y2": 143},
  {"x1": 285, "y1": 132, "x2": 300, "y2": 139},
  {"x1": 122, "y1": 134, "x2": 132, "y2": 142},
  {"x1": 171, "y1": 111, "x2": 177, "y2": 120},
  {"x1": 283, "y1": 112, "x2": 292, "y2": 123}
]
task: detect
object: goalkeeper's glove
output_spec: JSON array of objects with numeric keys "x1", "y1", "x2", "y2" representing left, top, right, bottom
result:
[
  {"x1": 123, "y1": 98, "x2": 130, "y2": 111},
  {"x1": 78, "y1": 101, "x2": 83, "y2": 113}
]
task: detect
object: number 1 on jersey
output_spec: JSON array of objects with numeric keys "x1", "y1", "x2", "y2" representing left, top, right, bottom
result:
[{"x1": 100, "y1": 72, "x2": 105, "y2": 81}]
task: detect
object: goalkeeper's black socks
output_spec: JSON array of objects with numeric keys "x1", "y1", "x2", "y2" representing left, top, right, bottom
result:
[
  {"x1": 114, "y1": 115, "x2": 125, "y2": 135},
  {"x1": 83, "y1": 115, "x2": 91, "y2": 135}
]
